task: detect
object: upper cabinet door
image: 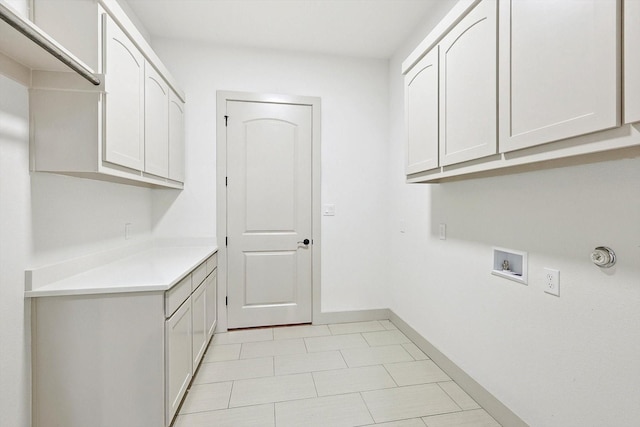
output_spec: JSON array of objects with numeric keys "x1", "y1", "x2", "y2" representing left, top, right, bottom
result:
[
  {"x1": 439, "y1": 0, "x2": 497, "y2": 166},
  {"x1": 405, "y1": 46, "x2": 439, "y2": 175},
  {"x1": 624, "y1": 0, "x2": 640, "y2": 124},
  {"x1": 499, "y1": 0, "x2": 620, "y2": 152},
  {"x1": 144, "y1": 63, "x2": 169, "y2": 177},
  {"x1": 169, "y1": 91, "x2": 186, "y2": 182},
  {"x1": 103, "y1": 15, "x2": 145, "y2": 171}
]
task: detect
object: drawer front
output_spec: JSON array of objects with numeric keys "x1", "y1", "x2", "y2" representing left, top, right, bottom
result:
[
  {"x1": 165, "y1": 275, "x2": 192, "y2": 318},
  {"x1": 206, "y1": 253, "x2": 218, "y2": 275},
  {"x1": 192, "y1": 262, "x2": 207, "y2": 290}
]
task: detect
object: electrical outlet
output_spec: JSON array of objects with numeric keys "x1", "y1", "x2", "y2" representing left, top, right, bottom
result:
[{"x1": 544, "y1": 268, "x2": 560, "y2": 296}]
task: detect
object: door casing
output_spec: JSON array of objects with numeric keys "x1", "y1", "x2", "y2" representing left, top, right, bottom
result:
[{"x1": 216, "y1": 91, "x2": 321, "y2": 332}]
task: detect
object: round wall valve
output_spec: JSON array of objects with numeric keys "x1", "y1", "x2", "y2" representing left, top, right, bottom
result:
[{"x1": 590, "y1": 246, "x2": 616, "y2": 268}]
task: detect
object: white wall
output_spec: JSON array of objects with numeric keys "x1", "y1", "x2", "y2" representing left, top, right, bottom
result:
[
  {"x1": 0, "y1": 73, "x2": 32, "y2": 427},
  {"x1": 388, "y1": 4, "x2": 640, "y2": 426},
  {"x1": 0, "y1": 70, "x2": 154, "y2": 426},
  {"x1": 150, "y1": 41, "x2": 391, "y2": 313}
]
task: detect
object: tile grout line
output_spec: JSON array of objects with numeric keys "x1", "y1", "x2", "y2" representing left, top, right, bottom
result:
[
  {"x1": 272, "y1": 402, "x2": 277, "y2": 427},
  {"x1": 381, "y1": 362, "x2": 400, "y2": 388},
  {"x1": 226, "y1": 380, "x2": 235, "y2": 409},
  {"x1": 435, "y1": 381, "x2": 464, "y2": 413},
  {"x1": 358, "y1": 391, "x2": 377, "y2": 425}
]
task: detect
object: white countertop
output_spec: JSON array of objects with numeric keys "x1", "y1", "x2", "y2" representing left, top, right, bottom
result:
[{"x1": 25, "y1": 245, "x2": 217, "y2": 298}]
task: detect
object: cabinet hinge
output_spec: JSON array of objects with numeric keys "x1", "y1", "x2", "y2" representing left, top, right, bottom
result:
[
  {"x1": 225, "y1": 296, "x2": 228, "y2": 306},
  {"x1": 224, "y1": 115, "x2": 228, "y2": 126}
]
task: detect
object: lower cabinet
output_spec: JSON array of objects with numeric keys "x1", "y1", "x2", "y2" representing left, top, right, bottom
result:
[
  {"x1": 206, "y1": 269, "x2": 218, "y2": 339},
  {"x1": 164, "y1": 253, "x2": 218, "y2": 426},
  {"x1": 166, "y1": 298, "x2": 193, "y2": 424},
  {"x1": 30, "y1": 251, "x2": 218, "y2": 427},
  {"x1": 191, "y1": 281, "x2": 208, "y2": 368}
]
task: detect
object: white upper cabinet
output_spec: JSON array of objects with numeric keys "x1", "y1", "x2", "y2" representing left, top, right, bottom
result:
[
  {"x1": 30, "y1": 0, "x2": 186, "y2": 189},
  {"x1": 103, "y1": 14, "x2": 145, "y2": 171},
  {"x1": 624, "y1": 0, "x2": 640, "y2": 124},
  {"x1": 439, "y1": 0, "x2": 497, "y2": 166},
  {"x1": 405, "y1": 47, "x2": 439, "y2": 175},
  {"x1": 144, "y1": 63, "x2": 170, "y2": 177},
  {"x1": 169, "y1": 91, "x2": 186, "y2": 182},
  {"x1": 499, "y1": 0, "x2": 620, "y2": 152}
]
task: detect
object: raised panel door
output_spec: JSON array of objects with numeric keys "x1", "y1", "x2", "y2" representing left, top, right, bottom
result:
[
  {"x1": 205, "y1": 270, "x2": 217, "y2": 339},
  {"x1": 165, "y1": 299, "x2": 191, "y2": 426},
  {"x1": 103, "y1": 15, "x2": 145, "y2": 171},
  {"x1": 169, "y1": 91, "x2": 185, "y2": 182},
  {"x1": 405, "y1": 46, "x2": 439, "y2": 175},
  {"x1": 499, "y1": 0, "x2": 620, "y2": 151},
  {"x1": 439, "y1": 0, "x2": 497, "y2": 166},
  {"x1": 191, "y1": 282, "x2": 207, "y2": 368},
  {"x1": 226, "y1": 100, "x2": 313, "y2": 329},
  {"x1": 624, "y1": 0, "x2": 640, "y2": 123},
  {"x1": 145, "y1": 63, "x2": 169, "y2": 177}
]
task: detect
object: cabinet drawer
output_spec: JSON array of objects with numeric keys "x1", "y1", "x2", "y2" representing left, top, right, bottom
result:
[
  {"x1": 192, "y1": 262, "x2": 207, "y2": 290},
  {"x1": 206, "y1": 253, "x2": 218, "y2": 275},
  {"x1": 165, "y1": 275, "x2": 192, "y2": 318}
]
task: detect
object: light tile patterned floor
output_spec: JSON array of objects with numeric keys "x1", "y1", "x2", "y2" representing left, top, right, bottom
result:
[{"x1": 173, "y1": 321, "x2": 501, "y2": 427}]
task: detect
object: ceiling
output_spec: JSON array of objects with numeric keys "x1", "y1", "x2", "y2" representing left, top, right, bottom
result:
[{"x1": 124, "y1": 0, "x2": 443, "y2": 59}]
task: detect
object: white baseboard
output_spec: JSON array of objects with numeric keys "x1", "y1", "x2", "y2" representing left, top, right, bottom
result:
[{"x1": 313, "y1": 308, "x2": 391, "y2": 325}]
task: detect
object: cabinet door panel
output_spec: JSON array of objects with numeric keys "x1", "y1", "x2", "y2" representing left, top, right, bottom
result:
[
  {"x1": 624, "y1": 0, "x2": 640, "y2": 123},
  {"x1": 192, "y1": 283, "x2": 207, "y2": 369},
  {"x1": 206, "y1": 271, "x2": 217, "y2": 339},
  {"x1": 103, "y1": 15, "x2": 145, "y2": 171},
  {"x1": 499, "y1": 0, "x2": 620, "y2": 151},
  {"x1": 145, "y1": 64, "x2": 169, "y2": 177},
  {"x1": 165, "y1": 300, "x2": 192, "y2": 425},
  {"x1": 405, "y1": 47, "x2": 439, "y2": 175},
  {"x1": 439, "y1": 0, "x2": 497, "y2": 166},
  {"x1": 169, "y1": 91, "x2": 185, "y2": 182}
]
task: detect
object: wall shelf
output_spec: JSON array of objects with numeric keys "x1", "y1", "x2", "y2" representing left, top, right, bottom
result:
[{"x1": 0, "y1": 0, "x2": 98, "y2": 83}]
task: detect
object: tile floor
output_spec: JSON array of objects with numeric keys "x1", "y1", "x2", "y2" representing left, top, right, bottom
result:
[{"x1": 173, "y1": 320, "x2": 501, "y2": 427}]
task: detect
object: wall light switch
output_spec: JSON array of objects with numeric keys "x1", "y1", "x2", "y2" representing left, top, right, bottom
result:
[{"x1": 323, "y1": 204, "x2": 336, "y2": 216}]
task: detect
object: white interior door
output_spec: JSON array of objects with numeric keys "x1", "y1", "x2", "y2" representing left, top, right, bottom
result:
[{"x1": 226, "y1": 100, "x2": 313, "y2": 329}]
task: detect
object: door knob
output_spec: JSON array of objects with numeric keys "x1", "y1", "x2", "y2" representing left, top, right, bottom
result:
[{"x1": 298, "y1": 239, "x2": 310, "y2": 245}]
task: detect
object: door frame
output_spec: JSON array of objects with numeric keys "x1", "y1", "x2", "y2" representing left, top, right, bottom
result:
[{"x1": 216, "y1": 91, "x2": 321, "y2": 332}]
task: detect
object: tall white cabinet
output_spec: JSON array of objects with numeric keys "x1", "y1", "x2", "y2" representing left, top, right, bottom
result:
[{"x1": 498, "y1": 0, "x2": 620, "y2": 152}]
